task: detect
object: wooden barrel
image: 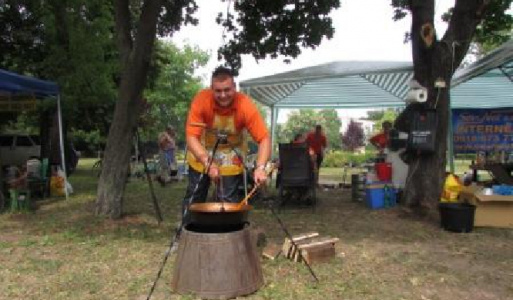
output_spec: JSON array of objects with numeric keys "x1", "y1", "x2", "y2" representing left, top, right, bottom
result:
[{"x1": 171, "y1": 225, "x2": 264, "y2": 299}]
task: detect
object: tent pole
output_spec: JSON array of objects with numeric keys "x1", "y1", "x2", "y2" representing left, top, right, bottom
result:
[
  {"x1": 57, "y1": 94, "x2": 69, "y2": 200},
  {"x1": 448, "y1": 108, "x2": 455, "y2": 174},
  {"x1": 270, "y1": 106, "x2": 278, "y2": 156}
]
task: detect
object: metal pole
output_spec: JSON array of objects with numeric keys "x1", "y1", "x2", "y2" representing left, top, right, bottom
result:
[
  {"x1": 145, "y1": 137, "x2": 222, "y2": 300},
  {"x1": 268, "y1": 203, "x2": 319, "y2": 283},
  {"x1": 448, "y1": 107, "x2": 455, "y2": 173},
  {"x1": 56, "y1": 95, "x2": 69, "y2": 200},
  {"x1": 270, "y1": 106, "x2": 278, "y2": 155},
  {"x1": 135, "y1": 130, "x2": 163, "y2": 224}
]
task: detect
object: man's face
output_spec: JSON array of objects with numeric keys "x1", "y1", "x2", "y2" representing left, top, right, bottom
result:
[{"x1": 211, "y1": 76, "x2": 236, "y2": 108}]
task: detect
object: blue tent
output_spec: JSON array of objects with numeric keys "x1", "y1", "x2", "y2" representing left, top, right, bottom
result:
[
  {"x1": 0, "y1": 69, "x2": 68, "y2": 198},
  {"x1": 0, "y1": 69, "x2": 59, "y2": 97}
]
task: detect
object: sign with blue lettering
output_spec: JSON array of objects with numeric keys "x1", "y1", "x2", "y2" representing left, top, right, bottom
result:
[{"x1": 452, "y1": 108, "x2": 513, "y2": 154}]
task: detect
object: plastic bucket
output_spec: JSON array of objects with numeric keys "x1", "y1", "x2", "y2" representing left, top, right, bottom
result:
[
  {"x1": 439, "y1": 203, "x2": 476, "y2": 233},
  {"x1": 375, "y1": 162, "x2": 392, "y2": 181}
]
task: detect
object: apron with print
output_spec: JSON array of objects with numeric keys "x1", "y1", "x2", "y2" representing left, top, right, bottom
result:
[{"x1": 187, "y1": 113, "x2": 247, "y2": 176}]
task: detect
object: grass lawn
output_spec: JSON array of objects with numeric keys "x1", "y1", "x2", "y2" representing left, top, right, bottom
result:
[{"x1": 1, "y1": 158, "x2": 512, "y2": 300}]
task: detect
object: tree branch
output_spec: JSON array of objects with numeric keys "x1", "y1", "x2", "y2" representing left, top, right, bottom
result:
[
  {"x1": 441, "y1": 0, "x2": 491, "y2": 75},
  {"x1": 132, "y1": 0, "x2": 162, "y2": 70},
  {"x1": 125, "y1": 0, "x2": 162, "y2": 110},
  {"x1": 115, "y1": 0, "x2": 133, "y2": 67},
  {"x1": 410, "y1": 0, "x2": 435, "y2": 87}
]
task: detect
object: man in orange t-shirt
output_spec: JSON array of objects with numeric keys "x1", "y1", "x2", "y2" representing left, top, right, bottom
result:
[
  {"x1": 306, "y1": 125, "x2": 328, "y2": 174},
  {"x1": 183, "y1": 67, "x2": 270, "y2": 216}
]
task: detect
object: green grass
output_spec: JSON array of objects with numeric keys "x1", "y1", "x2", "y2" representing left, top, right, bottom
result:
[{"x1": 0, "y1": 158, "x2": 512, "y2": 300}]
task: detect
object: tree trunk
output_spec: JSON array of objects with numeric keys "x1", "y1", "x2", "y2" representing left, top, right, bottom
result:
[
  {"x1": 95, "y1": 80, "x2": 141, "y2": 218},
  {"x1": 96, "y1": 0, "x2": 162, "y2": 218},
  {"x1": 401, "y1": 0, "x2": 491, "y2": 215}
]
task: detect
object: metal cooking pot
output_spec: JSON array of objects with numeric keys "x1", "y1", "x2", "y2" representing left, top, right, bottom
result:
[{"x1": 187, "y1": 202, "x2": 253, "y2": 232}]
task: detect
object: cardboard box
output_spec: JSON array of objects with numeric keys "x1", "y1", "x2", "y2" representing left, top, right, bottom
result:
[{"x1": 459, "y1": 186, "x2": 513, "y2": 228}]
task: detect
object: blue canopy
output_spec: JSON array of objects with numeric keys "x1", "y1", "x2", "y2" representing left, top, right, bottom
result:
[
  {"x1": 0, "y1": 69, "x2": 68, "y2": 198},
  {"x1": 0, "y1": 69, "x2": 59, "y2": 97}
]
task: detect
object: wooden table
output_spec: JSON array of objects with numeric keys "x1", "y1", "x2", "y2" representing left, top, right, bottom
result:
[{"x1": 470, "y1": 163, "x2": 513, "y2": 185}]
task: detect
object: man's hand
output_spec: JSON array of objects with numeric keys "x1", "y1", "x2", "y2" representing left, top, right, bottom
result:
[
  {"x1": 207, "y1": 163, "x2": 220, "y2": 181},
  {"x1": 253, "y1": 167, "x2": 267, "y2": 185}
]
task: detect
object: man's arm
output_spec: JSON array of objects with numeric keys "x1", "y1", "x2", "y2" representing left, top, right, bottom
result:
[
  {"x1": 186, "y1": 135, "x2": 220, "y2": 179},
  {"x1": 186, "y1": 135, "x2": 208, "y2": 165},
  {"x1": 255, "y1": 136, "x2": 271, "y2": 168},
  {"x1": 253, "y1": 135, "x2": 271, "y2": 184}
]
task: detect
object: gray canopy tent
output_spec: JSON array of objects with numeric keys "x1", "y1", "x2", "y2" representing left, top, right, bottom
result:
[
  {"x1": 0, "y1": 69, "x2": 69, "y2": 199},
  {"x1": 239, "y1": 39, "x2": 513, "y2": 170}
]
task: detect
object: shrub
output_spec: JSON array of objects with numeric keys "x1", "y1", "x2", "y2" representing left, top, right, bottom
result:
[
  {"x1": 71, "y1": 129, "x2": 105, "y2": 157},
  {"x1": 322, "y1": 150, "x2": 375, "y2": 167}
]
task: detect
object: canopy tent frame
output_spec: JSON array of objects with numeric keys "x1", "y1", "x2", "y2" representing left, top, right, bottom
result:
[
  {"x1": 0, "y1": 69, "x2": 68, "y2": 199},
  {"x1": 240, "y1": 40, "x2": 513, "y2": 172}
]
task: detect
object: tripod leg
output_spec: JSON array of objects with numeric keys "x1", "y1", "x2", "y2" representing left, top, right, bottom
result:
[
  {"x1": 145, "y1": 224, "x2": 183, "y2": 300},
  {"x1": 268, "y1": 203, "x2": 319, "y2": 283},
  {"x1": 136, "y1": 130, "x2": 163, "y2": 224}
]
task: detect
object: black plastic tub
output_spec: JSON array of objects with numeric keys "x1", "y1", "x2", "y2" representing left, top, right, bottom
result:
[{"x1": 439, "y1": 203, "x2": 476, "y2": 233}]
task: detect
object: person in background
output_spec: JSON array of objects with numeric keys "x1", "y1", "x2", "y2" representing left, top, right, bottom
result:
[
  {"x1": 305, "y1": 125, "x2": 327, "y2": 185},
  {"x1": 8, "y1": 165, "x2": 28, "y2": 190},
  {"x1": 157, "y1": 125, "x2": 177, "y2": 185},
  {"x1": 370, "y1": 121, "x2": 392, "y2": 158}
]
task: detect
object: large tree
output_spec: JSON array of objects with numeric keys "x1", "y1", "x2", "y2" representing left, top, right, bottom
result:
[
  {"x1": 95, "y1": 0, "x2": 198, "y2": 217},
  {"x1": 392, "y1": 0, "x2": 512, "y2": 214}
]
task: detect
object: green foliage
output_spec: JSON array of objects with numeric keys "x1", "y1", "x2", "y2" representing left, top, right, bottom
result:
[
  {"x1": 322, "y1": 150, "x2": 375, "y2": 167},
  {"x1": 0, "y1": 0, "x2": 47, "y2": 73},
  {"x1": 373, "y1": 109, "x2": 398, "y2": 134},
  {"x1": 0, "y1": 0, "x2": 119, "y2": 137},
  {"x1": 278, "y1": 109, "x2": 342, "y2": 149},
  {"x1": 216, "y1": 0, "x2": 341, "y2": 71},
  {"x1": 319, "y1": 109, "x2": 342, "y2": 149},
  {"x1": 440, "y1": 0, "x2": 513, "y2": 53},
  {"x1": 0, "y1": 111, "x2": 39, "y2": 134},
  {"x1": 71, "y1": 129, "x2": 105, "y2": 157},
  {"x1": 140, "y1": 41, "x2": 209, "y2": 145},
  {"x1": 365, "y1": 110, "x2": 385, "y2": 121}
]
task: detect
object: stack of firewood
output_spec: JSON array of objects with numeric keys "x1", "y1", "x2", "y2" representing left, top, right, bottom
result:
[{"x1": 263, "y1": 232, "x2": 339, "y2": 264}]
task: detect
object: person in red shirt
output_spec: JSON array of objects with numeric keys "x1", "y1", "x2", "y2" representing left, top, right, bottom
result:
[
  {"x1": 305, "y1": 125, "x2": 328, "y2": 184},
  {"x1": 183, "y1": 67, "x2": 270, "y2": 218},
  {"x1": 369, "y1": 121, "x2": 392, "y2": 154}
]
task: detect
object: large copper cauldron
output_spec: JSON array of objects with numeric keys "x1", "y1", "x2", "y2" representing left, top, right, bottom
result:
[{"x1": 187, "y1": 202, "x2": 253, "y2": 232}]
